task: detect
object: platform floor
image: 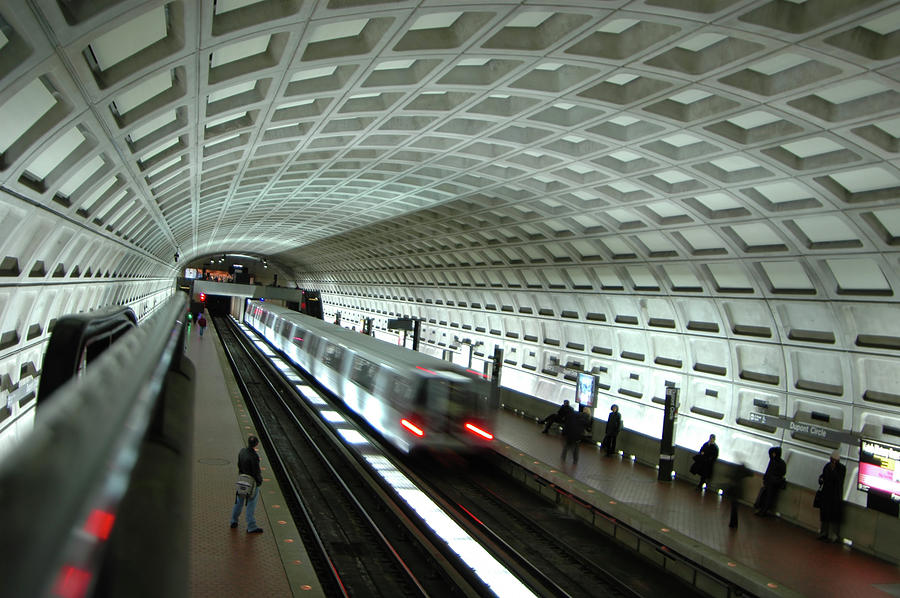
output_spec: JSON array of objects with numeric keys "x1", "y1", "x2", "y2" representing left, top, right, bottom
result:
[
  {"x1": 187, "y1": 318, "x2": 900, "y2": 598},
  {"x1": 186, "y1": 317, "x2": 324, "y2": 598},
  {"x1": 493, "y1": 413, "x2": 900, "y2": 598}
]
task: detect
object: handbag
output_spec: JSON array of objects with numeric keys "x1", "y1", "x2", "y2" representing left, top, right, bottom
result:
[
  {"x1": 813, "y1": 484, "x2": 823, "y2": 508},
  {"x1": 235, "y1": 473, "x2": 256, "y2": 497}
]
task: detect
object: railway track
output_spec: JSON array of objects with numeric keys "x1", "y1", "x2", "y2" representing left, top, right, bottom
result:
[
  {"x1": 408, "y1": 454, "x2": 700, "y2": 598},
  {"x1": 215, "y1": 315, "x2": 491, "y2": 597},
  {"x1": 217, "y1": 314, "x2": 711, "y2": 598}
]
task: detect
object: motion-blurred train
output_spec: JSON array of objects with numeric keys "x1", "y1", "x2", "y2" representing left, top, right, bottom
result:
[{"x1": 245, "y1": 300, "x2": 497, "y2": 453}]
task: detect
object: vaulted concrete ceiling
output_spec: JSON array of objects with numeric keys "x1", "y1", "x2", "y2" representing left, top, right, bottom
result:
[{"x1": 1, "y1": 0, "x2": 898, "y2": 290}]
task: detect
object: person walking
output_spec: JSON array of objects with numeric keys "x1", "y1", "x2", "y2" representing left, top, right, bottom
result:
[
  {"x1": 816, "y1": 450, "x2": 846, "y2": 542},
  {"x1": 540, "y1": 399, "x2": 573, "y2": 434},
  {"x1": 602, "y1": 404, "x2": 622, "y2": 457},
  {"x1": 754, "y1": 446, "x2": 787, "y2": 516},
  {"x1": 560, "y1": 405, "x2": 590, "y2": 464},
  {"x1": 198, "y1": 314, "x2": 207, "y2": 337},
  {"x1": 726, "y1": 460, "x2": 752, "y2": 529},
  {"x1": 230, "y1": 435, "x2": 264, "y2": 533},
  {"x1": 691, "y1": 434, "x2": 719, "y2": 491}
]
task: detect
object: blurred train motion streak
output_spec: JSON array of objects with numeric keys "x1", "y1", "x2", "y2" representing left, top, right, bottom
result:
[{"x1": 245, "y1": 301, "x2": 497, "y2": 454}]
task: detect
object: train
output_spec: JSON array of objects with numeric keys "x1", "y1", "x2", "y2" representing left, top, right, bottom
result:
[{"x1": 244, "y1": 300, "x2": 497, "y2": 454}]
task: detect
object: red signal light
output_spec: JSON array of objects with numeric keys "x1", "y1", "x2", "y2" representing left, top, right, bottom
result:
[
  {"x1": 464, "y1": 422, "x2": 493, "y2": 441},
  {"x1": 53, "y1": 566, "x2": 92, "y2": 598},
  {"x1": 199, "y1": 293, "x2": 206, "y2": 302},
  {"x1": 400, "y1": 418, "x2": 425, "y2": 437},
  {"x1": 84, "y1": 509, "x2": 116, "y2": 541}
]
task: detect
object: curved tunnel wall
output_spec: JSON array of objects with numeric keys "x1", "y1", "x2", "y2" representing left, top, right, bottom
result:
[{"x1": 288, "y1": 204, "x2": 900, "y2": 508}]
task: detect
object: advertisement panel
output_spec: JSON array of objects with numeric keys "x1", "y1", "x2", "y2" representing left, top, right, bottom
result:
[
  {"x1": 575, "y1": 373, "x2": 596, "y2": 407},
  {"x1": 858, "y1": 438, "x2": 900, "y2": 502}
]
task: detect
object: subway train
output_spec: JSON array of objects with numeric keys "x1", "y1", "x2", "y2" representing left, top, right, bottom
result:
[{"x1": 244, "y1": 300, "x2": 497, "y2": 453}]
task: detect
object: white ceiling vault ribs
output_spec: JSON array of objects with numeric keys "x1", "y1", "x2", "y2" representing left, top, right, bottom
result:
[{"x1": 0, "y1": 0, "x2": 899, "y2": 412}]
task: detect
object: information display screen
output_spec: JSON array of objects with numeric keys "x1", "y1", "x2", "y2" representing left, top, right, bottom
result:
[
  {"x1": 575, "y1": 373, "x2": 596, "y2": 407},
  {"x1": 183, "y1": 268, "x2": 198, "y2": 279},
  {"x1": 858, "y1": 438, "x2": 900, "y2": 502}
]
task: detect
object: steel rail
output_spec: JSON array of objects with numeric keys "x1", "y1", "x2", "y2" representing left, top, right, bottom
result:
[{"x1": 218, "y1": 316, "x2": 433, "y2": 597}]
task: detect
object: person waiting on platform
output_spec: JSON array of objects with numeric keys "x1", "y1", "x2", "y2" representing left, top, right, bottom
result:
[
  {"x1": 690, "y1": 434, "x2": 719, "y2": 491},
  {"x1": 198, "y1": 314, "x2": 207, "y2": 337},
  {"x1": 560, "y1": 405, "x2": 590, "y2": 464},
  {"x1": 816, "y1": 450, "x2": 846, "y2": 542},
  {"x1": 754, "y1": 446, "x2": 787, "y2": 517},
  {"x1": 539, "y1": 399, "x2": 573, "y2": 434},
  {"x1": 230, "y1": 435, "x2": 264, "y2": 534},
  {"x1": 601, "y1": 404, "x2": 622, "y2": 457}
]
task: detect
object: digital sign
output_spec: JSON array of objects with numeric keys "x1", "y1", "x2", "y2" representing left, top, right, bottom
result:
[
  {"x1": 858, "y1": 438, "x2": 900, "y2": 502},
  {"x1": 575, "y1": 373, "x2": 597, "y2": 407}
]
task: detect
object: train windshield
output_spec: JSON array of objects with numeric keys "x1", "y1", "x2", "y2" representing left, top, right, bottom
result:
[{"x1": 426, "y1": 372, "x2": 490, "y2": 415}]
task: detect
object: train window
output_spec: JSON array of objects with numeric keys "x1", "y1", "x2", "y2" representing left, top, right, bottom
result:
[
  {"x1": 305, "y1": 335, "x2": 320, "y2": 356},
  {"x1": 350, "y1": 356, "x2": 379, "y2": 392},
  {"x1": 387, "y1": 374, "x2": 413, "y2": 405},
  {"x1": 322, "y1": 342, "x2": 345, "y2": 371},
  {"x1": 265, "y1": 313, "x2": 276, "y2": 328}
]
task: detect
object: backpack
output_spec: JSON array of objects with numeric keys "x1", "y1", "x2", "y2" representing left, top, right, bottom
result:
[{"x1": 235, "y1": 473, "x2": 256, "y2": 497}]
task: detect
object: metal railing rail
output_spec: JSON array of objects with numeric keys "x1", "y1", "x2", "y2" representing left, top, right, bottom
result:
[{"x1": 0, "y1": 294, "x2": 191, "y2": 598}]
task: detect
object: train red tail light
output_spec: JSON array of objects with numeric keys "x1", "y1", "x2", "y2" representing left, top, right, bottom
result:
[
  {"x1": 464, "y1": 422, "x2": 493, "y2": 441},
  {"x1": 400, "y1": 418, "x2": 425, "y2": 437}
]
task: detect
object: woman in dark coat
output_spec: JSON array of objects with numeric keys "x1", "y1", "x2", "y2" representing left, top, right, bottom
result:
[
  {"x1": 691, "y1": 434, "x2": 719, "y2": 491},
  {"x1": 817, "y1": 450, "x2": 846, "y2": 542}
]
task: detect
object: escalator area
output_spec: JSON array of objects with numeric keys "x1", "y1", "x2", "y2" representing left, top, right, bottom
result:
[{"x1": 0, "y1": 295, "x2": 195, "y2": 598}]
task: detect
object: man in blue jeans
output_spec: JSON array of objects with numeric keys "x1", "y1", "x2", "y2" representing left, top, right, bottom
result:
[{"x1": 230, "y1": 435, "x2": 264, "y2": 533}]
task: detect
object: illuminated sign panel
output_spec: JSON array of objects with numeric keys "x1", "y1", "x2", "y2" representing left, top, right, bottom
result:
[
  {"x1": 858, "y1": 438, "x2": 900, "y2": 502},
  {"x1": 575, "y1": 373, "x2": 597, "y2": 407}
]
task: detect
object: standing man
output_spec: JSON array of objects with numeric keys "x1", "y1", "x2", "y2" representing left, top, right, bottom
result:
[
  {"x1": 754, "y1": 446, "x2": 787, "y2": 517},
  {"x1": 230, "y1": 435, "x2": 264, "y2": 534},
  {"x1": 816, "y1": 450, "x2": 846, "y2": 542},
  {"x1": 691, "y1": 434, "x2": 719, "y2": 491},
  {"x1": 602, "y1": 404, "x2": 622, "y2": 457},
  {"x1": 198, "y1": 313, "x2": 207, "y2": 337},
  {"x1": 561, "y1": 405, "x2": 590, "y2": 464}
]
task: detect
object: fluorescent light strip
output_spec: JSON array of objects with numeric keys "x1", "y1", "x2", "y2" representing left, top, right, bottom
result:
[
  {"x1": 363, "y1": 455, "x2": 536, "y2": 598},
  {"x1": 337, "y1": 429, "x2": 369, "y2": 445},
  {"x1": 237, "y1": 313, "x2": 534, "y2": 595},
  {"x1": 319, "y1": 410, "x2": 346, "y2": 423}
]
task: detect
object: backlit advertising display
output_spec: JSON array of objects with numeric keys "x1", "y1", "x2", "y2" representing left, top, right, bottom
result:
[
  {"x1": 858, "y1": 438, "x2": 900, "y2": 502},
  {"x1": 575, "y1": 373, "x2": 597, "y2": 407}
]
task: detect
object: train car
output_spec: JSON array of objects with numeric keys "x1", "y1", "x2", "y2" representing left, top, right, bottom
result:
[{"x1": 244, "y1": 300, "x2": 496, "y2": 454}]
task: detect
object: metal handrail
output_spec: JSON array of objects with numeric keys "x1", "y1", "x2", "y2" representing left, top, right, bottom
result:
[{"x1": 0, "y1": 294, "x2": 189, "y2": 598}]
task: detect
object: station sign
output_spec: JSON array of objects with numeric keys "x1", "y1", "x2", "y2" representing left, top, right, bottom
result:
[{"x1": 747, "y1": 412, "x2": 857, "y2": 444}]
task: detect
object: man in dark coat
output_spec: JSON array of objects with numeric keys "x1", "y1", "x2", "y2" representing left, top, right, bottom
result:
[
  {"x1": 754, "y1": 446, "x2": 787, "y2": 516},
  {"x1": 602, "y1": 404, "x2": 622, "y2": 456},
  {"x1": 816, "y1": 450, "x2": 846, "y2": 542},
  {"x1": 541, "y1": 399, "x2": 573, "y2": 434},
  {"x1": 691, "y1": 434, "x2": 719, "y2": 491},
  {"x1": 230, "y1": 435, "x2": 264, "y2": 533},
  {"x1": 560, "y1": 405, "x2": 590, "y2": 464}
]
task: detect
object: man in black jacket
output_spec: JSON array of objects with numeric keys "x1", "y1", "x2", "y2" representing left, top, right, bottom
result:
[
  {"x1": 560, "y1": 405, "x2": 590, "y2": 464},
  {"x1": 541, "y1": 399, "x2": 574, "y2": 434},
  {"x1": 230, "y1": 435, "x2": 264, "y2": 533},
  {"x1": 754, "y1": 446, "x2": 787, "y2": 517},
  {"x1": 602, "y1": 405, "x2": 622, "y2": 457}
]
